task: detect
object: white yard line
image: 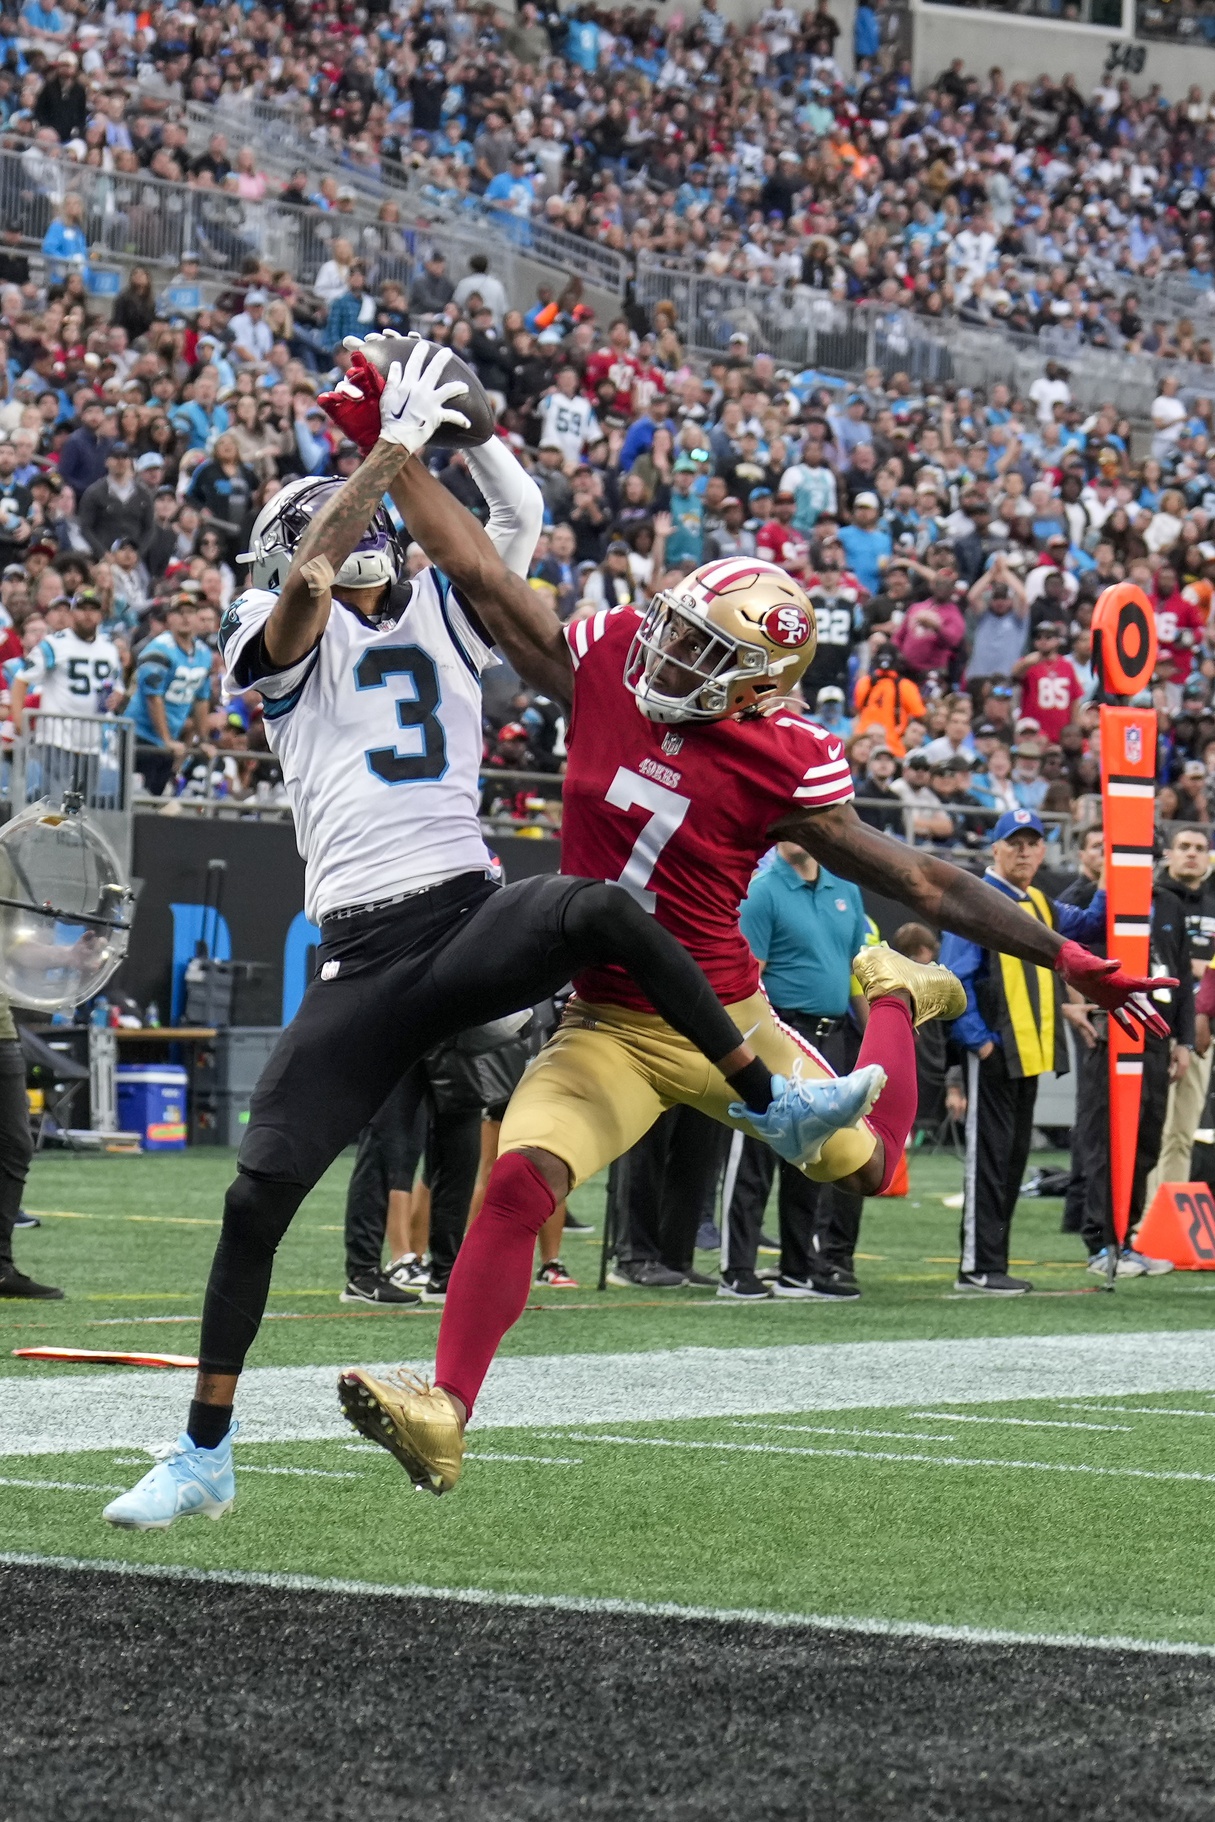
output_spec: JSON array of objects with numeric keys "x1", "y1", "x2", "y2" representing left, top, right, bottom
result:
[
  {"x1": 1060, "y1": 1404, "x2": 1215, "y2": 1421},
  {"x1": 729, "y1": 1422, "x2": 958, "y2": 1442},
  {"x1": 554, "y1": 1431, "x2": 1215, "y2": 1485},
  {"x1": 4, "y1": 1550, "x2": 1215, "y2": 1660},
  {"x1": 8, "y1": 1329, "x2": 1215, "y2": 1456},
  {"x1": 465, "y1": 1453, "x2": 583, "y2": 1466},
  {"x1": 911, "y1": 1412, "x2": 1132, "y2": 1432},
  {"x1": 0, "y1": 1476, "x2": 125, "y2": 1493}
]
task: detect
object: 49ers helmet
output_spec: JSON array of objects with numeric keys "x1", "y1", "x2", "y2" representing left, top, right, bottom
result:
[{"x1": 625, "y1": 557, "x2": 817, "y2": 724}]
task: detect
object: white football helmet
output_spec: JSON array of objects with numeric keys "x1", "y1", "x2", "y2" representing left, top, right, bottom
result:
[{"x1": 238, "y1": 477, "x2": 406, "y2": 594}]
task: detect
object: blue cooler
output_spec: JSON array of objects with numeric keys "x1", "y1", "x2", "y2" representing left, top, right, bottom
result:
[{"x1": 117, "y1": 1064, "x2": 189, "y2": 1150}]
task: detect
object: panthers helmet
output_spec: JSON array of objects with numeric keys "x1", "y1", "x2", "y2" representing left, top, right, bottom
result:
[
  {"x1": 238, "y1": 477, "x2": 406, "y2": 594},
  {"x1": 624, "y1": 557, "x2": 818, "y2": 723}
]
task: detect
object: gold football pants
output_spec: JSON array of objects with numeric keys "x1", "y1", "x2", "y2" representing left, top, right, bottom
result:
[{"x1": 498, "y1": 990, "x2": 877, "y2": 1188}]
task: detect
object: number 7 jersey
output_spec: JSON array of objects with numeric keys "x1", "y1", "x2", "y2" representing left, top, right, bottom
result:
[
  {"x1": 560, "y1": 607, "x2": 855, "y2": 1010},
  {"x1": 220, "y1": 574, "x2": 495, "y2": 924}
]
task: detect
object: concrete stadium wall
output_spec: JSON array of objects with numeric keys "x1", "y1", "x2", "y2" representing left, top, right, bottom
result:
[{"x1": 912, "y1": 0, "x2": 1215, "y2": 91}]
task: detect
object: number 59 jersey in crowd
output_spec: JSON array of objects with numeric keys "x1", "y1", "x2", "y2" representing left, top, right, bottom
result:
[
  {"x1": 19, "y1": 626, "x2": 122, "y2": 750},
  {"x1": 220, "y1": 574, "x2": 495, "y2": 924},
  {"x1": 559, "y1": 607, "x2": 855, "y2": 1011}
]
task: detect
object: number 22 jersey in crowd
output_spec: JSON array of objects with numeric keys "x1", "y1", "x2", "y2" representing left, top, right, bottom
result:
[
  {"x1": 558, "y1": 606, "x2": 855, "y2": 1012},
  {"x1": 220, "y1": 572, "x2": 495, "y2": 925}
]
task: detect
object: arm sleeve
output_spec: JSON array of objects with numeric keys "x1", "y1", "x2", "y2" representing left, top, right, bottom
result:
[
  {"x1": 135, "y1": 650, "x2": 171, "y2": 698},
  {"x1": 464, "y1": 435, "x2": 544, "y2": 579},
  {"x1": 1054, "y1": 889, "x2": 1105, "y2": 944},
  {"x1": 938, "y1": 933, "x2": 997, "y2": 1050},
  {"x1": 219, "y1": 589, "x2": 317, "y2": 709}
]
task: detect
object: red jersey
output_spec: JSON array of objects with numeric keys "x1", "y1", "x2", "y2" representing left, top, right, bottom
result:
[
  {"x1": 755, "y1": 520, "x2": 811, "y2": 574},
  {"x1": 1018, "y1": 657, "x2": 1083, "y2": 741},
  {"x1": 559, "y1": 608, "x2": 854, "y2": 1011},
  {"x1": 583, "y1": 348, "x2": 642, "y2": 412},
  {"x1": 1154, "y1": 591, "x2": 1206, "y2": 683}
]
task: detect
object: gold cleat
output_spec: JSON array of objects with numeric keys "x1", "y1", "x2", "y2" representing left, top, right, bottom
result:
[
  {"x1": 337, "y1": 1367, "x2": 464, "y2": 1495},
  {"x1": 851, "y1": 944, "x2": 966, "y2": 1028}
]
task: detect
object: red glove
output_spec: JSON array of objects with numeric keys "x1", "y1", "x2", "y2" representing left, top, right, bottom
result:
[
  {"x1": 317, "y1": 350, "x2": 385, "y2": 454},
  {"x1": 1054, "y1": 939, "x2": 1176, "y2": 1041}
]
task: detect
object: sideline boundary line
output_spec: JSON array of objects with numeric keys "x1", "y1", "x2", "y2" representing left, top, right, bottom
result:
[{"x1": 4, "y1": 1551, "x2": 1215, "y2": 1660}]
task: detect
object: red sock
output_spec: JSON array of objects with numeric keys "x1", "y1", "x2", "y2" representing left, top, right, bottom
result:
[
  {"x1": 856, "y1": 996, "x2": 917, "y2": 1193},
  {"x1": 434, "y1": 1152, "x2": 555, "y2": 1420}
]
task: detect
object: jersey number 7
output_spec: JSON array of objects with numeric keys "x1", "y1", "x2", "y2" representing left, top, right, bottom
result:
[
  {"x1": 355, "y1": 645, "x2": 448, "y2": 784},
  {"x1": 605, "y1": 766, "x2": 690, "y2": 913}
]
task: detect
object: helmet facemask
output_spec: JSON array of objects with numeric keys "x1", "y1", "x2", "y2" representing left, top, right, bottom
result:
[
  {"x1": 238, "y1": 478, "x2": 406, "y2": 602},
  {"x1": 625, "y1": 589, "x2": 789, "y2": 724}
]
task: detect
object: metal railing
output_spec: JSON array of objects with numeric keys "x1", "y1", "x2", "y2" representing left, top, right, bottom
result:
[
  {"x1": 183, "y1": 96, "x2": 627, "y2": 298},
  {"x1": 11, "y1": 712, "x2": 135, "y2": 875},
  {"x1": 634, "y1": 259, "x2": 1205, "y2": 412}
]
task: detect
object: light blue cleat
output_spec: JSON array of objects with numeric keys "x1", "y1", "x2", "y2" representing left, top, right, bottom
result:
[
  {"x1": 730, "y1": 1065, "x2": 887, "y2": 1167},
  {"x1": 102, "y1": 1422, "x2": 238, "y2": 1531}
]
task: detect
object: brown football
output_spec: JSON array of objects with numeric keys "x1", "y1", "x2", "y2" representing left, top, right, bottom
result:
[{"x1": 356, "y1": 330, "x2": 496, "y2": 449}]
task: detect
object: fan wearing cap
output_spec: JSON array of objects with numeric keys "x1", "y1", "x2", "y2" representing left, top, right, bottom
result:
[
  {"x1": 10, "y1": 586, "x2": 123, "y2": 778},
  {"x1": 1011, "y1": 618, "x2": 1084, "y2": 742},
  {"x1": 836, "y1": 492, "x2": 892, "y2": 596},
  {"x1": 939, "y1": 808, "x2": 1108, "y2": 1293},
  {"x1": 129, "y1": 594, "x2": 213, "y2": 796}
]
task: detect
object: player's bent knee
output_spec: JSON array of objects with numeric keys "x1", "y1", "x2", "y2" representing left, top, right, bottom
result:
[
  {"x1": 486, "y1": 1148, "x2": 568, "y2": 1228},
  {"x1": 221, "y1": 1169, "x2": 308, "y2": 1260}
]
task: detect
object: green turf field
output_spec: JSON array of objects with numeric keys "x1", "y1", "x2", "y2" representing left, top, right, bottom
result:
[{"x1": 4, "y1": 1145, "x2": 1215, "y2": 1650}]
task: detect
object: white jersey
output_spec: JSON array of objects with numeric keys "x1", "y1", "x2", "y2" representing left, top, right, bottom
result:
[
  {"x1": 220, "y1": 571, "x2": 495, "y2": 924},
  {"x1": 537, "y1": 391, "x2": 599, "y2": 465},
  {"x1": 20, "y1": 627, "x2": 122, "y2": 750}
]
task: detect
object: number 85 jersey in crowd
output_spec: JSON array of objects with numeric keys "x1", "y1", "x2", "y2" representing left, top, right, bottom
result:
[
  {"x1": 220, "y1": 573, "x2": 495, "y2": 924},
  {"x1": 559, "y1": 606, "x2": 854, "y2": 1012}
]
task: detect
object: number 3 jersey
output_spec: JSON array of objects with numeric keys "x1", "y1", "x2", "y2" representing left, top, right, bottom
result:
[
  {"x1": 220, "y1": 572, "x2": 495, "y2": 924},
  {"x1": 559, "y1": 607, "x2": 855, "y2": 1011}
]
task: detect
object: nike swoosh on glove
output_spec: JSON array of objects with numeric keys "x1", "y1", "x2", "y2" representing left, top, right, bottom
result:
[
  {"x1": 1054, "y1": 938, "x2": 1177, "y2": 1040},
  {"x1": 317, "y1": 350, "x2": 385, "y2": 454}
]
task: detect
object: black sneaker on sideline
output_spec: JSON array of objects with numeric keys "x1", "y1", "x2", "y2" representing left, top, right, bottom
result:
[
  {"x1": 563, "y1": 1212, "x2": 594, "y2": 1235},
  {"x1": 775, "y1": 1272, "x2": 861, "y2": 1301},
  {"x1": 716, "y1": 1269, "x2": 774, "y2": 1302},
  {"x1": 607, "y1": 1259, "x2": 686, "y2": 1288},
  {"x1": 13, "y1": 1210, "x2": 39, "y2": 1229},
  {"x1": 954, "y1": 1271, "x2": 1032, "y2": 1295},
  {"x1": 808, "y1": 1264, "x2": 861, "y2": 1299},
  {"x1": 0, "y1": 1265, "x2": 63, "y2": 1299},
  {"x1": 420, "y1": 1274, "x2": 450, "y2": 1305},
  {"x1": 340, "y1": 1270, "x2": 421, "y2": 1306}
]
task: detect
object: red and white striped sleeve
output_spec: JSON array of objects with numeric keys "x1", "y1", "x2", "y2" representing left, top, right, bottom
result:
[
  {"x1": 562, "y1": 608, "x2": 623, "y2": 669},
  {"x1": 774, "y1": 716, "x2": 855, "y2": 809}
]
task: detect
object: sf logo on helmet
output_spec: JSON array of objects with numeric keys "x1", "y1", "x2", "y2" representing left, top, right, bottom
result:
[{"x1": 763, "y1": 604, "x2": 812, "y2": 648}]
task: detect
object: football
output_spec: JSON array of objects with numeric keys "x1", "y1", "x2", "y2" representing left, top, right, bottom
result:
[{"x1": 356, "y1": 330, "x2": 497, "y2": 449}]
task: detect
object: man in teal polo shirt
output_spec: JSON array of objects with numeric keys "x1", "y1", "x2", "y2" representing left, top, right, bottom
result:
[{"x1": 720, "y1": 840, "x2": 870, "y2": 1302}]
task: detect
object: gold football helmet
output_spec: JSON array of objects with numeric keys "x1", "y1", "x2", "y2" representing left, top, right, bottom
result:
[{"x1": 624, "y1": 557, "x2": 818, "y2": 723}]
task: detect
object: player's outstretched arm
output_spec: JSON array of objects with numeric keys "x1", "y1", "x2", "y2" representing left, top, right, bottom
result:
[
  {"x1": 391, "y1": 454, "x2": 574, "y2": 705},
  {"x1": 265, "y1": 439, "x2": 408, "y2": 666},
  {"x1": 774, "y1": 800, "x2": 1174, "y2": 1038}
]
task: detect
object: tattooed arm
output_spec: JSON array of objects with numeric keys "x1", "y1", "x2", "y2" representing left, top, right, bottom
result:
[{"x1": 262, "y1": 440, "x2": 409, "y2": 668}]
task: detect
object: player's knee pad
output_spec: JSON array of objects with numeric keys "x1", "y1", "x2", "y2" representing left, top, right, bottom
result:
[
  {"x1": 221, "y1": 1169, "x2": 307, "y2": 1261},
  {"x1": 561, "y1": 878, "x2": 647, "y2": 964}
]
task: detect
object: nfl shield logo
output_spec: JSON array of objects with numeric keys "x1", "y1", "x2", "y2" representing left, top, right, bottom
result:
[
  {"x1": 1125, "y1": 725, "x2": 1142, "y2": 765},
  {"x1": 662, "y1": 732, "x2": 684, "y2": 756}
]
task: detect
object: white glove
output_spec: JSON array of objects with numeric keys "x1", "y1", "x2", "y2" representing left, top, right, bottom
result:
[{"x1": 378, "y1": 341, "x2": 470, "y2": 455}]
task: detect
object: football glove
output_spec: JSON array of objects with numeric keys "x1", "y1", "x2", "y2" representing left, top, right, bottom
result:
[
  {"x1": 317, "y1": 349, "x2": 384, "y2": 454},
  {"x1": 379, "y1": 342, "x2": 470, "y2": 455},
  {"x1": 1054, "y1": 939, "x2": 1176, "y2": 1041}
]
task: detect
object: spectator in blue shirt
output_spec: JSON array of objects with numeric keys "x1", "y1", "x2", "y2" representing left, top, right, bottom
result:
[
  {"x1": 665, "y1": 458, "x2": 705, "y2": 564},
  {"x1": 40, "y1": 194, "x2": 86, "y2": 277},
  {"x1": 169, "y1": 369, "x2": 228, "y2": 452},
  {"x1": 130, "y1": 597, "x2": 213, "y2": 796},
  {"x1": 325, "y1": 265, "x2": 375, "y2": 351},
  {"x1": 837, "y1": 494, "x2": 892, "y2": 595}
]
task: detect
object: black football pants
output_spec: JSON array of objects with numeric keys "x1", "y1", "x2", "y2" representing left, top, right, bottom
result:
[
  {"x1": 960, "y1": 1046, "x2": 1038, "y2": 1276},
  {"x1": 199, "y1": 871, "x2": 750, "y2": 1376},
  {"x1": 1071, "y1": 1031, "x2": 1170, "y2": 1255},
  {"x1": 612, "y1": 1106, "x2": 729, "y2": 1274},
  {"x1": 722, "y1": 1015, "x2": 864, "y2": 1280},
  {"x1": 0, "y1": 1040, "x2": 32, "y2": 1270}
]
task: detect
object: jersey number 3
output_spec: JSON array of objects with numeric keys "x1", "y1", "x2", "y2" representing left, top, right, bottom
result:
[
  {"x1": 606, "y1": 766, "x2": 690, "y2": 913},
  {"x1": 355, "y1": 645, "x2": 447, "y2": 785}
]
